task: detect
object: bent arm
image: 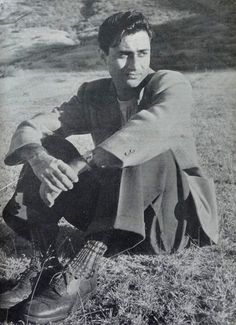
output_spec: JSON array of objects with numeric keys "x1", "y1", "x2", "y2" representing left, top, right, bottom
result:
[
  {"x1": 95, "y1": 72, "x2": 194, "y2": 168},
  {"x1": 5, "y1": 71, "x2": 195, "y2": 171},
  {"x1": 5, "y1": 83, "x2": 89, "y2": 165}
]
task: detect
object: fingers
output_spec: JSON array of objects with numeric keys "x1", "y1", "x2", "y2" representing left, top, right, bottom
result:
[
  {"x1": 31, "y1": 155, "x2": 79, "y2": 193},
  {"x1": 39, "y1": 183, "x2": 58, "y2": 207},
  {"x1": 44, "y1": 172, "x2": 71, "y2": 191},
  {"x1": 41, "y1": 174, "x2": 63, "y2": 193},
  {"x1": 39, "y1": 182, "x2": 53, "y2": 207},
  {"x1": 57, "y1": 160, "x2": 79, "y2": 183},
  {"x1": 42, "y1": 159, "x2": 78, "y2": 192}
]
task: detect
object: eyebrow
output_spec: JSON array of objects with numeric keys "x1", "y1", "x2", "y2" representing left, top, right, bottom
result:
[
  {"x1": 119, "y1": 49, "x2": 150, "y2": 54},
  {"x1": 138, "y1": 49, "x2": 150, "y2": 52}
]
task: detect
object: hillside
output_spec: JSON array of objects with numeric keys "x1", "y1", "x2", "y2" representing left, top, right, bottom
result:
[
  {"x1": 0, "y1": 0, "x2": 236, "y2": 72},
  {"x1": 0, "y1": 1, "x2": 235, "y2": 324}
]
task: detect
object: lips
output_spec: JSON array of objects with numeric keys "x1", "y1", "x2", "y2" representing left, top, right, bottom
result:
[{"x1": 126, "y1": 73, "x2": 139, "y2": 79}]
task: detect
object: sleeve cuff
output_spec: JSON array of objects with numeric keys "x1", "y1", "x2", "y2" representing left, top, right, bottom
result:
[{"x1": 83, "y1": 147, "x2": 123, "y2": 169}]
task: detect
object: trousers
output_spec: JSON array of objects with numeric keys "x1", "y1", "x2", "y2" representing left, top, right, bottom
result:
[{"x1": 2, "y1": 136, "x2": 210, "y2": 256}]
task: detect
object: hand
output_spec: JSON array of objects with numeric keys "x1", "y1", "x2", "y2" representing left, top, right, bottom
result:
[
  {"x1": 28, "y1": 151, "x2": 79, "y2": 193},
  {"x1": 29, "y1": 151, "x2": 89, "y2": 207},
  {"x1": 39, "y1": 159, "x2": 88, "y2": 207}
]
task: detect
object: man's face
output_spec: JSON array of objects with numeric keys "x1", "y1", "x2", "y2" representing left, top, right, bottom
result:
[{"x1": 104, "y1": 30, "x2": 151, "y2": 92}]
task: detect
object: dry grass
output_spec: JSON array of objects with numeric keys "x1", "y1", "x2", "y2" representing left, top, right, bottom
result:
[{"x1": 0, "y1": 69, "x2": 235, "y2": 325}]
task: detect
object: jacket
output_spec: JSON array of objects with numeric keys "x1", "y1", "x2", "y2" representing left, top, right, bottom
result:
[{"x1": 5, "y1": 69, "x2": 219, "y2": 243}]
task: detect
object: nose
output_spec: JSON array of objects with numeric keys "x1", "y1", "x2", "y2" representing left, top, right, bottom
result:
[{"x1": 127, "y1": 54, "x2": 139, "y2": 70}]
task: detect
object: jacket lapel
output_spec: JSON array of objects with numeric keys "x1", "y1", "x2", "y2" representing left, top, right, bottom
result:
[
  {"x1": 89, "y1": 80, "x2": 122, "y2": 143},
  {"x1": 89, "y1": 72, "x2": 156, "y2": 137}
]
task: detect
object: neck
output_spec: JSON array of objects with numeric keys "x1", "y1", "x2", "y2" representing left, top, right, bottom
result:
[{"x1": 116, "y1": 87, "x2": 138, "y2": 101}]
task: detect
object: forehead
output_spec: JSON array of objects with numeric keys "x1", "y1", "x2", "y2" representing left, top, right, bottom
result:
[{"x1": 115, "y1": 30, "x2": 151, "y2": 51}]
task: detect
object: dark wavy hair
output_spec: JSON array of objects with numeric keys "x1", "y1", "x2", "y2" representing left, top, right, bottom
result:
[{"x1": 98, "y1": 11, "x2": 153, "y2": 54}]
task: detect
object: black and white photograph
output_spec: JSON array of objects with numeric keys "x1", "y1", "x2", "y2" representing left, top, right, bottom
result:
[{"x1": 0, "y1": 1, "x2": 235, "y2": 324}]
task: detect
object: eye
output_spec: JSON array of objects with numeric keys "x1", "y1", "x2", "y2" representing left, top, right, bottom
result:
[
  {"x1": 118, "y1": 52, "x2": 128, "y2": 59},
  {"x1": 138, "y1": 50, "x2": 149, "y2": 57}
]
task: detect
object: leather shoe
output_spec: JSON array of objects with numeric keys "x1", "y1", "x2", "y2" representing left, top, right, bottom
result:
[
  {"x1": 0, "y1": 265, "x2": 39, "y2": 309},
  {"x1": 22, "y1": 269, "x2": 97, "y2": 324},
  {"x1": 0, "y1": 263, "x2": 62, "y2": 310}
]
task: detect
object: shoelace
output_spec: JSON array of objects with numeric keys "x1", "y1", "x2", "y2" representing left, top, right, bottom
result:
[
  {"x1": 18, "y1": 264, "x2": 40, "y2": 285},
  {"x1": 48, "y1": 241, "x2": 107, "y2": 295},
  {"x1": 49, "y1": 268, "x2": 76, "y2": 296}
]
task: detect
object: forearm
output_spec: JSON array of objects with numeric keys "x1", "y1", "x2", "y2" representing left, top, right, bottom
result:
[
  {"x1": 17, "y1": 143, "x2": 47, "y2": 163},
  {"x1": 98, "y1": 82, "x2": 193, "y2": 167},
  {"x1": 4, "y1": 118, "x2": 54, "y2": 165}
]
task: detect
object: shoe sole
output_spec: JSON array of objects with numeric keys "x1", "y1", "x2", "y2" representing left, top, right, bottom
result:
[
  {"x1": 21, "y1": 288, "x2": 96, "y2": 324},
  {"x1": 0, "y1": 301, "x2": 22, "y2": 309},
  {"x1": 0, "y1": 295, "x2": 31, "y2": 309}
]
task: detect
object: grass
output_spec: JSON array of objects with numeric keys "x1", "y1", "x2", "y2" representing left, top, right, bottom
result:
[
  {"x1": 0, "y1": 69, "x2": 235, "y2": 325},
  {"x1": 0, "y1": 0, "x2": 236, "y2": 324}
]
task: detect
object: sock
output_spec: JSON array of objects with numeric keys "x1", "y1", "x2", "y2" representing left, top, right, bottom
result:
[{"x1": 65, "y1": 240, "x2": 107, "y2": 279}]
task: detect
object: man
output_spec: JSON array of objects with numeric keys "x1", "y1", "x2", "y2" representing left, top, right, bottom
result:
[{"x1": 0, "y1": 11, "x2": 218, "y2": 324}]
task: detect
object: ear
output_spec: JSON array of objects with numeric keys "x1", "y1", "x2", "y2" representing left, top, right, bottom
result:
[{"x1": 99, "y1": 49, "x2": 107, "y2": 63}]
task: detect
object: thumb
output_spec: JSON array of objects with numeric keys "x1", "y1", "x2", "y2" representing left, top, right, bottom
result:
[{"x1": 39, "y1": 183, "x2": 60, "y2": 207}]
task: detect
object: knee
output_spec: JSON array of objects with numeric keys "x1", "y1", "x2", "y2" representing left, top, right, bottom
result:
[
  {"x1": 41, "y1": 135, "x2": 82, "y2": 164},
  {"x1": 2, "y1": 199, "x2": 31, "y2": 240},
  {"x1": 153, "y1": 150, "x2": 177, "y2": 184},
  {"x1": 159, "y1": 150, "x2": 177, "y2": 172},
  {"x1": 2, "y1": 200, "x2": 14, "y2": 228}
]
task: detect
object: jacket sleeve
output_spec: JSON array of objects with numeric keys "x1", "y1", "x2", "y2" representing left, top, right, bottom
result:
[
  {"x1": 4, "y1": 83, "x2": 90, "y2": 165},
  {"x1": 97, "y1": 71, "x2": 194, "y2": 167}
]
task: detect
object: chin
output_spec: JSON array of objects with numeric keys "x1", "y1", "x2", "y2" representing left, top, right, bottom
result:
[{"x1": 125, "y1": 79, "x2": 142, "y2": 88}]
